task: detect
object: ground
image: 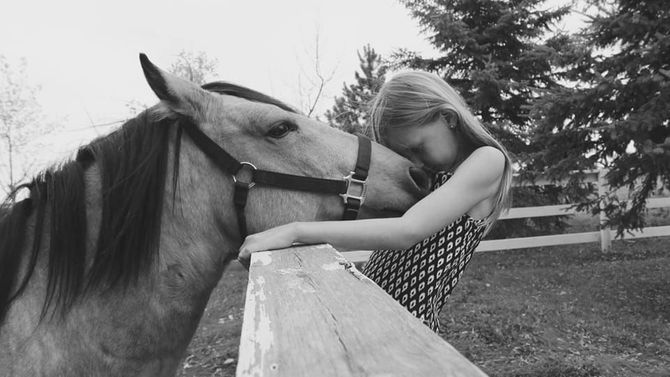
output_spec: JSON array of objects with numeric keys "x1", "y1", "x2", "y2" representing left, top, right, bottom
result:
[{"x1": 177, "y1": 236, "x2": 670, "y2": 377}]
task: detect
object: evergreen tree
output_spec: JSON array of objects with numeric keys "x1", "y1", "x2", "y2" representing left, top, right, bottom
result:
[
  {"x1": 529, "y1": 0, "x2": 670, "y2": 234},
  {"x1": 394, "y1": 0, "x2": 574, "y2": 238},
  {"x1": 325, "y1": 45, "x2": 387, "y2": 135},
  {"x1": 394, "y1": 0, "x2": 570, "y2": 155}
]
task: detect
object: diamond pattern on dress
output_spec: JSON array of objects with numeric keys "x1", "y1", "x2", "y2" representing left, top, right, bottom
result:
[{"x1": 362, "y1": 172, "x2": 486, "y2": 332}]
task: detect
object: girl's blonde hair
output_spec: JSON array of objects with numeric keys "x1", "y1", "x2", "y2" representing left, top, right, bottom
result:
[{"x1": 368, "y1": 70, "x2": 513, "y2": 233}]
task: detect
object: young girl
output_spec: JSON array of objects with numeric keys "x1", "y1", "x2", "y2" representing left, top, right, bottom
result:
[{"x1": 238, "y1": 70, "x2": 513, "y2": 332}]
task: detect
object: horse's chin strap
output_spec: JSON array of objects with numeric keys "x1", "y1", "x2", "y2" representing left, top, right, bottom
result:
[{"x1": 180, "y1": 120, "x2": 371, "y2": 240}]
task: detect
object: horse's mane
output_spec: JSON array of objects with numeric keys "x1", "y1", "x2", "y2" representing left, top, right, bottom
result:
[{"x1": 0, "y1": 82, "x2": 297, "y2": 324}]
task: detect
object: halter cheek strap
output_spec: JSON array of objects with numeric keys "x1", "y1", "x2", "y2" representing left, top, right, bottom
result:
[
  {"x1": 342, "y1": 135, "x2": 371, "y2": 220},
  {"x1": 180, "y1": 120, "x2": 371, "y2": 239}
]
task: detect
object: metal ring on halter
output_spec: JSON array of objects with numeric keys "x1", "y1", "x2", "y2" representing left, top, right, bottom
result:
[
  {"x1": 339, "y1": 171, "x2": 368, "y2": 205},
  {"x1": 233, "y1": 162, "x2": 257, "y2": 188}
]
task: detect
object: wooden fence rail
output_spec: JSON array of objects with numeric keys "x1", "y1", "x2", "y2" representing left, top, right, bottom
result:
[
  {"x1": 236, "y1": 244, "x2": 488, "y2": 377},
  {"x1": 342, "y1": 170, "x2": 670, "y2": 263}
]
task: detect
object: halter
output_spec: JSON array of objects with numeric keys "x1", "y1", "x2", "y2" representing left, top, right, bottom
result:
[{"x1": 180, "y1": 120, "x2": 371, "y2": 238}]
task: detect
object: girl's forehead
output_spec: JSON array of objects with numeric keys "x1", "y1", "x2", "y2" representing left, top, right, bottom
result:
[
  {"x1": 386, "y1": 123, "x2": 432, "y2": 141},
  {"x1": 385, "y1": 126, "x2": 424, "y2": 149}
]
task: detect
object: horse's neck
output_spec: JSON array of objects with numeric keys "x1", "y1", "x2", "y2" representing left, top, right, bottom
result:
[
  {"x1": 158, "y1": 134, "x2": 241, "y2": 292},
  {"x1": 2, "y1": 160, "x2": 239, "y2": 376},
  {"x1": 80, "y1": 155, "x2": 239, "y2": 336},
  {"x1": 80, "y1": 134, "x2": 239, "y2": 325}
]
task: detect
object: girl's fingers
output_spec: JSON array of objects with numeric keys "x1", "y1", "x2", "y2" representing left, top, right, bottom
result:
[
  {"x1": 238, "y1": 243, "x2": 252, "y2": 270},
  {"x1": 238, "y1": 246, "x2": 251, "y2": 269}
]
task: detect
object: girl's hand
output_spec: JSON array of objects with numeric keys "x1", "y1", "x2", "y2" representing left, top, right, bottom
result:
[{"x1": 238, "y1": 223, "x2": 298, "y2": 269}]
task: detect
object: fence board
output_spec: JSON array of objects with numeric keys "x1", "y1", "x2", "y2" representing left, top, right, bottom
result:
[
  {"x1": 513, "y1": 171, "x2": 599, "y2": 187},
  {"x1": 476, "y1": 225, "x2": 670, "y2": 251},
  {"x1": 476, "y1": 232, "x2": 601, "y2": 252},
  {"x1": 647, "y1": 197, "x2": 670, "y2": 209},
  {"x1": 341, "y1": 225, "x2": 670, "y2": 262},
  {"x1": 500, "y1": 197, "x2": 670, "y2": 220},
  {"x1": 237, "y1": 244, "x2": 488, "y2": 377},
  {"x1": 500, "y1": 204, "x2": 578, "y2": 219},
  {"x1": 619, "y1": 225, "x2": 670, "y2": 239}
]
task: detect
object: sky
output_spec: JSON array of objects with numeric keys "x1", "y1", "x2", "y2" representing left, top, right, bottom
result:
[
  {"x1": 1, "y1": 0, "x2": 438, "y2": 157},
  {"x1": 1, "y1": 0, "x2": 582, "y2": 169}
]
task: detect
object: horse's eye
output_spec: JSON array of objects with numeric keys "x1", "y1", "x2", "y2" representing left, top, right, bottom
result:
[{"x1": 267, "y1": 122, "x2": 294, "y2": 139}]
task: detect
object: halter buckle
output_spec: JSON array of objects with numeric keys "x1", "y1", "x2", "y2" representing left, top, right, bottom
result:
[
  {"x1": 233, "y1": 162, "x2": 257, "y2": 188},
  {"x1": 340, "y1": 172, "x2": 367, "y2": 205}
]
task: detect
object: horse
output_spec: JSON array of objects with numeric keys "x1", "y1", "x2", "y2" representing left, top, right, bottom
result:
[{"x1": 0, "y1": 54, "x2": 431, "y2": 377}]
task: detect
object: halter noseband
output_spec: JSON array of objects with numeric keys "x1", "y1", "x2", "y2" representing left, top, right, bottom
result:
[{"x1": 180, "y1": 120, "x2": 371, "y2": 239}]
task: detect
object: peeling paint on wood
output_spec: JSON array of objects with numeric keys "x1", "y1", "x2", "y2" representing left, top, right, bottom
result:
[{"x1": 236, "y1": 244, "x2": 488, "y2": 377}]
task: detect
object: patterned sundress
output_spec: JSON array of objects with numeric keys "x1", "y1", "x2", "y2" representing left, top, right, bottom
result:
[{"x1": 362, "y1": 172, "x2": 487, "y2": 332}]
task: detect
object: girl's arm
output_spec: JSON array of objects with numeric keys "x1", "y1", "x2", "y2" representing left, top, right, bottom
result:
[{"x1": 238, "y1": 146, "x2": 505, "y2": 260}]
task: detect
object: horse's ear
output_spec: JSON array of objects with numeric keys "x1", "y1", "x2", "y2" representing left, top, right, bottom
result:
[{"x1": 139, "y1": 53, "x2": 207, "y2": 117}]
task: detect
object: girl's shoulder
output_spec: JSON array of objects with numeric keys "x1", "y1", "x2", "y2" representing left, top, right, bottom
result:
[
  {"x1": 434, "y1": 146, "x2": 504, "y2": 185},
  {"x1": 438, "y1": 147, "x2": 504, "y2": 183},
  {"x1": 467, "y1": 146, "x2": 505, "y2": 166},
  {"x1": 456, "y1": 146, "x2": 505, "y2": 180},
  {"x1": 431, "y1": 146, "x2": 505, "y2": 205}
]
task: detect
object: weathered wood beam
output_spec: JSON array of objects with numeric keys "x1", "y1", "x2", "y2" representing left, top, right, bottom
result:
[{"x1": 236, "y1": 244, "x2": 488, "y2": 377}]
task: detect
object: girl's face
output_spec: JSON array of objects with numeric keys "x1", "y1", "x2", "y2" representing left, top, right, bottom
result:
[{"x1": 385, "y1": 115, "x2": 461, "y2": 173}]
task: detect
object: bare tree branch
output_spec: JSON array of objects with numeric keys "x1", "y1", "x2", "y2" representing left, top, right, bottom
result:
[
  {"x1": 293, "y1": 28, "x2": 339, "y2": 117},
  {"x1": 0, "y1": 55, "x2": 52, "y2": 193}
]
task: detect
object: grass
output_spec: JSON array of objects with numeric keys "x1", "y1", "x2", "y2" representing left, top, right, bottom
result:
[
  {"x1": 178, "y1": 237, "x2": 670, "y2": 377},
  {"x1": 441, "y1": 237, "x2": 670, "y2": 377},
  {"x1": 177, "y1": 263, "x2": 247, "y2": 377}
]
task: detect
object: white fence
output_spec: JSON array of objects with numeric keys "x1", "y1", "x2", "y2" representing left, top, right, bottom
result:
[{"x1": 343, "y1": 170, "x2": 670, "y2": 263}]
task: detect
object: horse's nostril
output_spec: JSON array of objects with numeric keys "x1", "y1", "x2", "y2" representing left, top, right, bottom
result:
[{"x1": 409, "y1": 167, "x2": 432, "y2": 193}]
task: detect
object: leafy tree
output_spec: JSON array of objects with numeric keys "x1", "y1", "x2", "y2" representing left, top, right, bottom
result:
[
  {"x1": 325, "y1": 45, "x2": 387, "y2": 135},
  {"x1": 169, "y1": 50, "x2": 219, "y2": 85},
  {"x1": 529, "y1": 0, "x2": 670, "y2": 234},
  {"x1": 0, "y1": 56, "x2": 52, "y2": 194},
  {"x1": 126, "y1": 50, "x2": 220, "y2": 117}
]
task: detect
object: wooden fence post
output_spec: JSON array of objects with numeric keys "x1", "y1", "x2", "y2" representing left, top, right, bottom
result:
[
  {"x1": 597, "y1": 169, "x2": 612, "y2": 252},
  {"x1": 237, "y1": 244, "x2": 488, "y2": 377}
]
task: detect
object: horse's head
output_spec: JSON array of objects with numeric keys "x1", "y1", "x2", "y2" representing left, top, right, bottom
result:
[
  {"x1": 0, "y1": 56, "x2": 433, "y2": 377},
  {"x1": 140, "y1": 54, "x2": 430, "y2": 244}
]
